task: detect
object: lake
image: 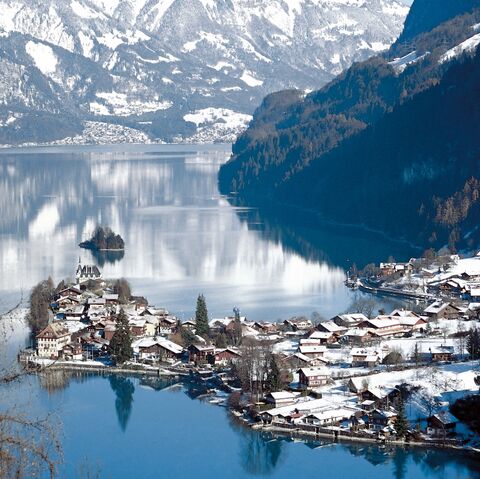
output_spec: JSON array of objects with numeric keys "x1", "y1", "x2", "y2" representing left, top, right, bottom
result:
[
  {"x1": 3, "y1": 144, "x2": 472, "y2": 479},
  {"x1": 0, "y1": 144, "x2": 416, "y2": 321}
]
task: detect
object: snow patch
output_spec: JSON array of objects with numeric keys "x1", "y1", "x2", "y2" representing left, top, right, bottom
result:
[
  {"x1": 440, "y1": 33, "x2": 480, "y2": 64},
  {"x1": 240, "y1": 70, "x2": 263, "y2": 87},
  {"x1": 25, "y1": 41, "x2": 58, "y2": 76},
  {"x1": 93, "y1": 91, "x2": 172, "y2": 116}
]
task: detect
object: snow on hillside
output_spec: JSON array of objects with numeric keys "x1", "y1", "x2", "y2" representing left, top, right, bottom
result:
[
  {"x1": 440, "y1": 32, "x2": 480, "y2": 63},
  {"x1": 0, "y1": 0, "x2": 410, "y2": 144}
]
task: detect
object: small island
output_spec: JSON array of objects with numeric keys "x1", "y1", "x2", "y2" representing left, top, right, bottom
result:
[{"x1": 79, "y1": 226, "x2": 125, "y2": 251}]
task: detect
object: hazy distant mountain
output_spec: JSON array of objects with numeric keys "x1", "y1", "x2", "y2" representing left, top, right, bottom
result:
[{"x1": 0, "y1": 0, "x2": 409, "y2": 145}]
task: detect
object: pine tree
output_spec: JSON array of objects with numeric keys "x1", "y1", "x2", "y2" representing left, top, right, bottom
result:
[
  {"x1": 108, "y1": 309, "x2": 133, "y2": 365},
  {"x1": 266, "y1": 355, "x2": 283, "y2": 393},
  {"x1": 195, "y1": 294, "x2": 209, "y2": 337},
  {"x1": 467, "y1": 327, "x2": 480, "y2": 360},
  {"x1": 394, "y1": 399, "x2": 409, "y2": 439},
  {"x1": 233, "y1": 307, "x2": 242, "y2": 346}
]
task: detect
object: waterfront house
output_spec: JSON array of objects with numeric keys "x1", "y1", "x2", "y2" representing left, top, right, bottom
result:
[
  {"x1": 302, "y1": 408, "x2": 357, "y2": 427},
  {"x1": 265, "y1": 391, "x2": 298, "y2": 408},
  {"x1": 369, "y1": 409, "x2": 398, "y2": 431},
  {"x1": 135, "y1": 338, "x2": 184, "y2": 361},
  {"x1": 298, "y1": 367, "x2": 330, "y2": 389},
  {"x1": 426, "y1": 411, "x2": 457, "y2": 437},
  {"x1": 104, "y1": 322, "x2": 117, "y2": 341},
  {"x1": 188, "y1": 344, "x2": 215, "y2": 364},
  {"x1": 61, "y1": 341, "x2": 83, "y2": 361},
  {"x1": 36, "y1": 323, "x2": 71, "y2": 359},
  {"x1": 209, "y1": 347, "x2": 241, "y2": 366},
  {"x1": 379, "y1": 261, "x2": 413, "y2": 277}
]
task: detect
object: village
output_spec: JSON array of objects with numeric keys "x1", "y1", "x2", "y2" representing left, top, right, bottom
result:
[{"x1": 22, "y1": 252, "x2": 480, "y2": 451}]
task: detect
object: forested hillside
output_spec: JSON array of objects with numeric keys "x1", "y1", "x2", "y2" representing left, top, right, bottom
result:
[{"x1": 219, "y1": 5, "x2": 480, "y2": 252}]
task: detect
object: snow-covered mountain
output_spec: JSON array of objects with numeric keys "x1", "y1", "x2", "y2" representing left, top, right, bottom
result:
[{"x1": 0, "y1": 0, "x2": 409, "y2": 144}]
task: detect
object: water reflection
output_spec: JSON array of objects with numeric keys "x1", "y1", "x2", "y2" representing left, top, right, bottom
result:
[
  {"x1": 239, "y1": 429, "x2": 284, "y2": 476},
  {"x1": 0, "y1": 145, "x2": 354, "y2": 320},
  {"x1": 87, "y1": 248, "x2": 125, "y2": 267},
  {"x1": 109, "y1": 376, "x2": 135, "y2": 432}
]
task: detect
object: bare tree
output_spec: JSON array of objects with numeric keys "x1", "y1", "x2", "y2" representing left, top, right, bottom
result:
[{"x1": 0, "y1": 299, "x2": 62, "y2": 478}]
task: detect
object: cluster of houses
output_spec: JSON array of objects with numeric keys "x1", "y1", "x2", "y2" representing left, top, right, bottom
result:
[
  {"x1": 376, "y1": 252, "x2": 480, "y2": 303},
  {"x1": 258, "y1": 375, "x2": 459, "y2": 441},
  {"x1": 34, "y1": 262, "x2": 241, "y2": 366}
]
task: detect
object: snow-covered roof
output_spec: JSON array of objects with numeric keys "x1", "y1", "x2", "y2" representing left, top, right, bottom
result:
[
  {"x1": 268, "y1": 391, "x2": 297, "y2": 400},
  {"x1": 318, "y1": 321, "x2": 346, "y2": 333},
  {"x1": 298, "y1": 367, "x2": 330, "y2": 377},
  {"x1": 298, "y1": 345, "x2": 327, "y2": 354},
  {"x1": 424, "y1": 301, "x2": 449, "y2": 314},
  {"x1": 308, "y1": 331, "x2": 333, "y2": 339},
  {"x1": 362, "y1": 318, "x2": 401, "y2": 329}
]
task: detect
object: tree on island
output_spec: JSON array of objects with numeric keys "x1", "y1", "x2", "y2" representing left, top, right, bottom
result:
[
  {"x1": 395, "y1": 399, "x2": 409, "y2": 439},
  {"x1": 79, "y1": 226, "x2": 124, "y2": 251},
  {"x1": 195, "y1": 294, "x2": 209, "y2": 337},
  {"x1": 108, "y1": 309, "x2": 133, "y2": 365}
]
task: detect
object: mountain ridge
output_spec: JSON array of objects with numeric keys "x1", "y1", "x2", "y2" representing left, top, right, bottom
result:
[{"x1": 0, "y1": 0, "x2": 409, "y2": 144}]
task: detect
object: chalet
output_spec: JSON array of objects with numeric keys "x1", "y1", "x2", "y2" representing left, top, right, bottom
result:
[
  {"x1": 36, "y1": 323, "x2": 71, "y2": 358},
  {"x1": 369, "y1": 409, "x2": 398, "y2": 431},
  {"x1": 253, "y1": 321, "x2": 278, "y2": 334},
  {"x1": 297, "y1": 345, "x2": 326, "y2": 360},
  {"x1": 430, "y1": 345, "x2": 454, "y2": 362},
  {"x1": 265, "y1": 391, "x2": 298, "y2": 408},
  {"x1": 64, "y1": 305, "x2": 86, "y2": 321},
  {"x1": 307, "y1": 331, "x2": 336, "y2": 344},
  {"x1": 360, "y1": 387, "x2": 398, "y2": 408},
  {"x1": 333, "y1": 313, "x2": 368, "y2": 329},
  {"x1": 61, "y1": 341, "x2": 83, "y2": 361},
  {"x1": 424, "y1": 301, "x2": 462, "y2": 321},
  {"x1": 157, "y1": 316, "x2": 177, "y2": 335},
  {"x1": 76, "y1": 262, "x2": 102, "y2": 284},
  {"x1": 298, "y1": 367, "x2": 330, "y2": 389},
  {"x1": 104, "y1": 322, "x2": 117, "y2": 341},
  {"x1": 358, "y1": 318, "x2": 406, "y2": 338},
  {"x1": 87, "y1": 297, "x2": 107, "y2": 307},
  {"x1": 379, "y1": 261, "x2": 413, "y2": 277},
  {"x1": 103, "y1": 294, "x2": 119, "y2": 305},
  {"x1": 129, "y1": 319, "x2": 147, "y2": 337},
  {"x1": 348, "y1": 377, "x2": 369, "y2": 394},
  {"x1": 188, "y1": 344, "x2": 215, "y2": 364},
  {"x1": 316, "y1": 321, "x2": 347, "y2": 336},
  {"x1": 426, "y1": 411, "x2": 457, "y2": 437},
  {"x1": 283, "y1": 317, "x2": 313, "y2": 332},
  {"x1": 341, "y1": 328, "x2": 372, "y2": 345},
  {"x1": 360, "y1": 400, "x2": 376, "y2": 412},
  {"x1": 57, "y1": 286, "x2": 82, "y2": 299},
  {"x1": 303, "y1": 408, "x2": 356, "y2": 427},
  {"x1": 350, "y1": 348, "x2": 379, "y2": 368},
  {"x1": 56, "y1": 295, "x2": 81, "y2": 308},
  {"x1": 135, "y1": 338, "x2": 184, "y2": 361},
  {"x1": 208, "y1": 347, "x2": 241, "y2": 366},
  {"x1": 181, "y1": 320, "x2": 196, "y2": 332}
]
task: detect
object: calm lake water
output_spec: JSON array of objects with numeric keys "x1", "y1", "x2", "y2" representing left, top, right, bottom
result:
[
  {"x1": 0, "y1": 143, "x2": 416, "y2": 320},
  {"x1": 3, "y1": 144, "x2": 471, "y2": 479}
]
